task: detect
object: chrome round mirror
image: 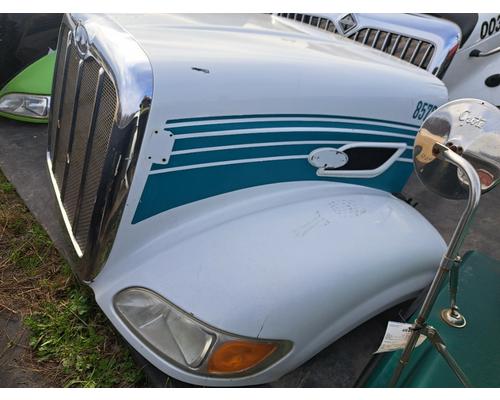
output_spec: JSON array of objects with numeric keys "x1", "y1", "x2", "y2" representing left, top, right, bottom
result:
[{"x1": 413, "y1": 98, "x2": 500, "y2": 199}]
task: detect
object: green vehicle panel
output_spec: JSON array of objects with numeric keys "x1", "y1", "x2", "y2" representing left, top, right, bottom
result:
[
  {"x1": 364, "y1": 250, "x2": 500, "y2": 388},
  {"x1": 0, "y1": 52, "x2": 55, "y2": 123}
]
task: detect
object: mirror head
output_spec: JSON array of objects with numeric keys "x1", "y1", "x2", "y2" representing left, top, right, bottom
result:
[{"x1": 413, "y1": 98, "x2": 500, "y2": 199}]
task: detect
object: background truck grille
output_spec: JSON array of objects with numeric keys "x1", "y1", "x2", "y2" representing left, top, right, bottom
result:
[
  {"x1": 276, "y1": 13, "x2": 338, "y2": 34},
  {"x1": 275, "y1": 14, "x2": 436, "y2": 71},
  {"x1": 348, "y1": 28, "x2": 435, "y2": 70},
  {"x1": 48, "y1": 25, "x2": 118, "y2": 254}
]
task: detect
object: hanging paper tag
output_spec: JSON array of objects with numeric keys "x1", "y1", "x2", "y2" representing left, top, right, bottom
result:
[{"x1": 374, "y1": 321, "x2": 426, "y2": 354}]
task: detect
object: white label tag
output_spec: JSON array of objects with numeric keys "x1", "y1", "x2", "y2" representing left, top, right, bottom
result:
[{"x1": 374, "y1": 321, "x2": 426, "y2": 354}]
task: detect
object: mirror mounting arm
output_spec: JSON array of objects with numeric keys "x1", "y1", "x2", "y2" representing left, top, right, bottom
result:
[
  {"x1": 389, "y1": 143, "x2": 481, "y2": 388},
  {"x1": 433, "y1": 143, "x2": 482, "y2": 263}
]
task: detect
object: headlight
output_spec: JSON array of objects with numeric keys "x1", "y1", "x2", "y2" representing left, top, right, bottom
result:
[
  {"x1": 114, "y1": 288, "x2": 292, "y2": 377},
  {"x1": 0, "y1": 93, "x2": 50, "y2": 119}
]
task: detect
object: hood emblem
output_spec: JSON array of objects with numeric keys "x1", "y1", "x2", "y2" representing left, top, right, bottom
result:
[
  {"x1": 74, "y1": 22, "x2": 90, "y2": 58},
  {"x1": 338, "y1": 14, "x2": 357, "y2": 34}
]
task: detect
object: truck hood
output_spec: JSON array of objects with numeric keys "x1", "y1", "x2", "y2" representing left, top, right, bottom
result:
[{"x1": 106, "y1": 13, "x2": 447, "y2": 123}]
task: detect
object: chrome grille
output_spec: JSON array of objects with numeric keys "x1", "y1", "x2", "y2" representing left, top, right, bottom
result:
[
  {"x1": 277, "y1": 13, "x2": 337, "y2": 33},
  {"x1": 349, "y1": 28, "x2": 435, "y2": 70},
  {"x1": 48, "y1": 27, "x2": 118, "y2": 254}
]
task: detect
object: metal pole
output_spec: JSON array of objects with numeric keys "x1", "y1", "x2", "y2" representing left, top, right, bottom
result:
[
  {"x1": 389, "y1": 144, "x2": 481, "y2": 387},
  {"x1": 440, "y1": 257, "x2": 467, "y2": 329},
  {"x1": 427, "y1": 328, "x2": 472, "y2": 387}
]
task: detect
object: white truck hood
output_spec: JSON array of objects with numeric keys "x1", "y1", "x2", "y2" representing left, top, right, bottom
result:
[{"x1": 107, "y1": 13, "x2": 447, "y2": 123}]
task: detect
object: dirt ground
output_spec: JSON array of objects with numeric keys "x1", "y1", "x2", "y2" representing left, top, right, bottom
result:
[{"x1": 0, "y1": 312, "x2": 48, "y2": 387}]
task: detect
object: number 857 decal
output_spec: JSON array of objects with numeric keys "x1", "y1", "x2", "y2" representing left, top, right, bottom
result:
[{"x1": 412, "y1": 101, "x2": 438, "y2": 121}]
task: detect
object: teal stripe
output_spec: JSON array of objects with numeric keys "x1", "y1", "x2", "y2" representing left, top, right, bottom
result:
[
  {"x1": 133, "y1": 158, "x2": 413, "y2": 224},
  {"x1": 167, "y1": 120, "x2": 416, "y2": 136},
  {"x1": 152, "y1": 145, "x2": 412, "y2": 171},
  {"x1": 131, "y1": 115, "x2": 418, "y2": 224},
  {"x1": 172, "y1": 131, "x2": 415, "y2": 151},
  {"x1": 165, "y1": 114, "x2": 421, "y2": 129}
]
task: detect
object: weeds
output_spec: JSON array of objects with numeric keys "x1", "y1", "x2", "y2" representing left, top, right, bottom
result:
[
  {"x1": 0, "y1": 180, "x2": 14, "y2": 193},
  {"x1": 25, "y1": 286, "x2": 143, "y2": 387},
  {"x1": 0, "y1": 170, "x2": 145, "y2": 387}
]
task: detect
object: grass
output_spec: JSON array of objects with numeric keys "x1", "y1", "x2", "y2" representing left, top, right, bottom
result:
[{"x1": 0, "y1": 170, "x2": 145, "y2": 387}]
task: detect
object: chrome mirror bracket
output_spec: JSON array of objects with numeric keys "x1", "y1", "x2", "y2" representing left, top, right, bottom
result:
[
  {"x1": 389, "y1": 143, "x2": 481, "y2": 388},
  {"x1": 389, "y1": 98, "x2": 500, "y2": 387},
  {"x1": 441, "y1": 255, "x2": 467, "y2": 328}
]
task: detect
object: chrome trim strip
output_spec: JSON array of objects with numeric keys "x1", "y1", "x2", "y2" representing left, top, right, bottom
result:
[
  {"x1": 71, "y1": 13, "x2": 153, "y2": 130},
  {"x1": 47, "y1": 152, "x2": 84, "y2": 257},
  {"x1": 372, "y1": 30, "x2": 381, "y2": 47}
]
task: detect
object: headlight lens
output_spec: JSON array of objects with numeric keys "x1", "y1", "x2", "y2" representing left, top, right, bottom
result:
[
  {"x1": 0, "y1": 93, "x2": 50, "y2": 118},
  {"x1": 115, "y1": 288, "x2": 214, "y2": 368},
  {"x1": 114, "y1": 288, "x2": 291, "y2": 376}
]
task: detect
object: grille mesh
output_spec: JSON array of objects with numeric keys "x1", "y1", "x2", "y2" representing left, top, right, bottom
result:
[
  {"x1": 74, "y1": 75, "x2": 116, "y2": 250},
  {"x1": 63, "y1": 59, "x2": 100, "y2": 226},
  {"x1": 48, "y1": 26, "x2": 118, "y2": 254},
  {"x1": 53, "y1": 45, "x2": 79, "y2": 188},
  {"x1": 349, "y1": 28, "x2": 434, "y2": 69}
]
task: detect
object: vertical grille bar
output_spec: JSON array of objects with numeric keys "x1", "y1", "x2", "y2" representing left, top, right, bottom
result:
[
  {"x1": 380, "y1": 32, "x2": 391, "y2": 52},
  {"x1": 48, "y1": 26, "x2": 69, "y2": 154},
  {"x1": 400, "y1": 37, "x2": 412, "y2": 60},
  {"x1": 63, "y1": 59, "x2": 101, "y2": 225},
  {"x1": 60, "y1": 59, "x2": 84, "y2": 202},
  {"x1": 390, "y1": 35, "x2": 401, "y2": 55},
  {"x1": 53, "y1": 47, "x2": 79, "y2": 190},
  {"x1": 362, "y1": 28, "x2": 371, "y2": 45},
  {"x1": 420, "y1": 45, "x2": 434, "y2": 69},
  {"x1": 50, "y1": 31, "x2": 72, "y2": 169},
  {"x1": 372, "y1": 30, "x2": 381, "y2": 48},
  {"x1": 409, "y1": 40, "x2": 423, "y2": 64},
  {"x1": 72, "y1": 69, "x2": 104, "y2": 233},
  {"x1": 74, "y1": 74, "x2": 117, "y2": 251},
  {"x1": 346, "y1": 26, "x2": 435, "y2": 71}
]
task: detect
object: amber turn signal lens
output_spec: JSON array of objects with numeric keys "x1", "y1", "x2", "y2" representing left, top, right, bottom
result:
[{"x1": 207, "y1": 340, "x2": 278, "y2": 374}]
